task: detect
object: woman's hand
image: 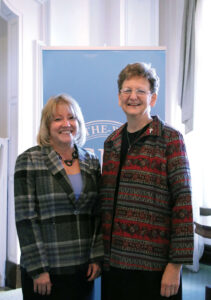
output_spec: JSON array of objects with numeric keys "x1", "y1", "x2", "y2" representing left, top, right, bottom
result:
[
  {"x1": 160, "y1": 263, "x2": 182, "y2": 297},
  {"x1": 86, "y1": 263, "x2": 101, "y2": 281},
  {"x1": 33, "y1": 272, "x2": 52, "y2": 295}
]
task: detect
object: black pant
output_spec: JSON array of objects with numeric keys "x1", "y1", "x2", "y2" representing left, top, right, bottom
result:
[
  {"x1": 101, "y1": 267, "x2": 182, "y2": 300},
  {"x1": 21, "y1": 268, "x2": 94, "y2": 300}
]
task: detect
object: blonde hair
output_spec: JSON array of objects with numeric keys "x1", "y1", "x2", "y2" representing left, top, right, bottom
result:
[{"x1": 37, "y1": 94, "x2": 86, "y2": 147}]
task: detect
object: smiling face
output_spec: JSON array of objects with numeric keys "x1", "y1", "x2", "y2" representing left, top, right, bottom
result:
[
  {"x1": 118, "y1": 76, "x2": 157, "y2": 122},
  {"x1": 49, "y1": 103, "x2": 78, "y2": 148}
]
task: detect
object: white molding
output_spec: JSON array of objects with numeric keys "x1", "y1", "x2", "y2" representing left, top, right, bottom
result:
[
  {"x1": 0, "y1": 138, "x2": 9, "y2": 287},
  {"x1": 120, "y1": 0, "x2": 126, "y2": 46},
  {"x1": 124, "y1": 0, "x2": 129, "y2": 45},
  {"x1": 40, "y1": 0, "x2": 50, "y2": 45},
  {"x1": 33, "y1": 40, "x2": 46, "y2": 144},
  {"x1": 149, "y1": 0, "x2": 159, "y2": 46},
  {"x1": 1, "y1": 0, "x2": 21, "y2": 19},
  {"x1": 42, "y1": 46, "x2": 166, "y2": 50},
  {"x1": 2, "y1": 0, "x2": 23, "y2": 267},
  {"x1": 7, "y1": 15, "x2": 20, "y2": 265},
  {"x1": 33, "y1": 0, "x2": 49, "y2": 4},
  {"x1": 0, "y1": 0, "x2": 16, "y2": 20},
  {"x1": 0, "y1": 17, "x2": 7, "y2": 138}
]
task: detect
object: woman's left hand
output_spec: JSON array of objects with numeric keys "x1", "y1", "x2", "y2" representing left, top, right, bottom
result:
[
  {"x1": 86, "y1": 263, "x2": 101, "y2": 281},
  {"x1": 160, "y1": 263, "x2": 182, "y2": 297}
]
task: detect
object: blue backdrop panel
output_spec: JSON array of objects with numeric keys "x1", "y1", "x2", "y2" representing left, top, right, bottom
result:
[
  {"x1": 42, "y1": 48, "x2": 166, "y2": 299},
  {"x1": 43, "y1": 49, "x2": 165, "y2": 123}
]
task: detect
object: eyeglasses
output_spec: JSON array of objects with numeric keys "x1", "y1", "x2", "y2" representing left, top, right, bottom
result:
[{"x1": 120, "y1": 88, "x2": 151, "y2": 96}]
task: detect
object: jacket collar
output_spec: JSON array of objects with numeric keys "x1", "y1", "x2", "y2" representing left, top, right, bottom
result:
[
  {"x1": 41, "y1": 145, "x2": 91, "y2": 206},
  {"x1": 41, "y1": 146, "x2": 73, "y2": 197},
  {"x1": 41, "y1": 145, "x2": 88, "y2": 174},
  {"x1": 41, "y1": 146, "x2": 63, "y2": 175},
  {"x1": 105, "y1": 115, "x2": 164, "y2": 152}
]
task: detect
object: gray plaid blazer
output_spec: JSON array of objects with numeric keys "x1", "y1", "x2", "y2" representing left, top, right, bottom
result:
[{"x1": 14, "y1": 145, "x2": 103, "y2": 278}]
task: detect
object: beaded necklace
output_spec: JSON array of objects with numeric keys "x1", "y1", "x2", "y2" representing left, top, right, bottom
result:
[{"x1": 56, "y1": 145, "x2": 78, "y2": 167}]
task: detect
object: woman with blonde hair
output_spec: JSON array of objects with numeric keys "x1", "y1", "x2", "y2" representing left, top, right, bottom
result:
[{"x1": 15, "y1": 94, "x2": 103, "y2": 300}]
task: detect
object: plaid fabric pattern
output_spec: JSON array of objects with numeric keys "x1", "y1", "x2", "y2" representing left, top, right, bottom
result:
[
  {"x1": 100, "y1": 116, "x2": 194, "y2": 271},
  {"x1": 14, "y1": 145, "x2": 103, "y2": 278}
]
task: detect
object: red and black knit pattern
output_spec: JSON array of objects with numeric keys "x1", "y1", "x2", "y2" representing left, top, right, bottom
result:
[{"x1": 100, "y1": 116, "x2": 193, "y2": 271}]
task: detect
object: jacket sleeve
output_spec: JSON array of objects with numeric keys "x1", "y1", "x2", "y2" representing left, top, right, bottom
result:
[
  {"x1": 166, "y1": 131, "x2": 194, "y2": 264},
  {"x1": 14, "y1": 152, "x2": 49, "y2": 278},
  {"x1": 89, "y1": 158, "x2": 104, "y2": 264}
]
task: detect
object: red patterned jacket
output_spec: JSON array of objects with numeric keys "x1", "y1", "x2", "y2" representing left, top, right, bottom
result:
[{"x1": 100, "y1": 116, "x2": 193, "y2": 271}]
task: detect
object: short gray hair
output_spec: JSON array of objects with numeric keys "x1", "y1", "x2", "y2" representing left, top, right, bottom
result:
[{"x1": 118, "y1": 62, "x2": 160, "y2": 94}]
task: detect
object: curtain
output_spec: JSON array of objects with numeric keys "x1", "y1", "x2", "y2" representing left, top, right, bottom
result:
[
  {"x1": 194, "y1": 0, "x2": 211, "y2": 249},
  {"x1": 184, "y1": 0, "x2": 211, "y2": 272},
  {"x1": 160, "y1": 0, "x2": 211, "y2": 272},
  {"x1": 178, "y1": 0, "x2": 197, "y2": 133}
]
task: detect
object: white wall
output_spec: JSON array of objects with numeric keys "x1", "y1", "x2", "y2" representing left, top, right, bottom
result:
[
  {"x1": 49, "y1": 0, "x2": 159, "y2": 46},
  {"x1": 89, "y1": 0, "x2": 106, "y2": 46},
  {"x1": 1, "y1": 0, "x2": 193, "y2": 287},
  {"x1": 1, "y1": 0, "x2": 49, "y2": 270},
  {"x1": 49, "y1": 0, "x2": 90, "y2": 46},
  {"x1": 8, "y1": 0, "x2": 159, "y2": 152},
  {"x1": 2, "y1": 0, "x2": 162, "y2": 280},
  {"x1": 125, "y1": 0, "x2": 159, "y2": 46},
  {"x1": 9, "y1": 0, "x2": 48, "y2": 153},
  {"x1": 0, "y1": 17, "x2": 8, "y2": 138},
  {"x1": 2, "y1": 0, "x2": 160, "y2": 269}
]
